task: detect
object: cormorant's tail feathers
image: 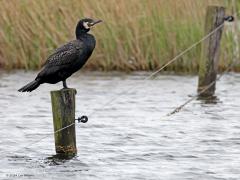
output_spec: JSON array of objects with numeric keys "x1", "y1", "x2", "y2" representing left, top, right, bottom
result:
[{"x1": 18, "y1": 80, "x2": 40, "y2": 92}]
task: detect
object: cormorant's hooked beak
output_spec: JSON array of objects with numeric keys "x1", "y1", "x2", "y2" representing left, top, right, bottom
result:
[{"x1": 89, "y1": 20, "x2": 103, "y2": 27}]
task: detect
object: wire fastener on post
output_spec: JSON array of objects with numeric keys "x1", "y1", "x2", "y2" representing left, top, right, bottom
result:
[
  {"x1": 224, "y1": 15, "x2": 234, "y2": 22},
  {"x1": 76, "y1": 116, "x2": 88, "y2": 123}
]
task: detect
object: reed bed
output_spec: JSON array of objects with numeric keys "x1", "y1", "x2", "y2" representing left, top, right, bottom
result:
[{"x1": 0, "y1": 0, "x2": 239, "y2": 72}]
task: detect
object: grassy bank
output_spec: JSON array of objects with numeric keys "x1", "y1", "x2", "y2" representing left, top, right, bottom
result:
[{"x1": 0, "y1": 0, "x2": 239, "y2": 72}]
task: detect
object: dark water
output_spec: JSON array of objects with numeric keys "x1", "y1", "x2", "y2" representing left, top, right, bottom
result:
[{"x1": 0, "y1": 71, "x2": 239, "y2": 180}]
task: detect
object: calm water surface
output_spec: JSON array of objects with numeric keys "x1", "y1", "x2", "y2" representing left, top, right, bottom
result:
[{"x1": 0, "y1": 71, "x2": 239, "y2": 180}]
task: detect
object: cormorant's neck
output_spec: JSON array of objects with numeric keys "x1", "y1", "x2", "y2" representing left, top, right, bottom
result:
[{"x1": 76, "y1": 29, "x2": 89, "y2": 39}]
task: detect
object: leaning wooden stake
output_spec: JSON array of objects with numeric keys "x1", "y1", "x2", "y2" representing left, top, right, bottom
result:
[
  {"x1": 198, "y1": 6, "x2": 225, "y2": 97},
  {"x1": 51, "y1": 88, "x2": 77, "y2": 155}
]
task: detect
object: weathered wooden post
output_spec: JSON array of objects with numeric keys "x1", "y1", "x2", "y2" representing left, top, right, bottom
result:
[
  {"x1": 51, "y1": 88, "x2": 77, "y2": 156},
  {"x1": 198, "y1": 6, "x2": 225, "y2": 97}
]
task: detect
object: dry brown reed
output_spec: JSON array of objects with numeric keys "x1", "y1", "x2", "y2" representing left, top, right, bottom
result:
[{"x1": 0, "y1": 0, "x2": 238, "y2": 72}]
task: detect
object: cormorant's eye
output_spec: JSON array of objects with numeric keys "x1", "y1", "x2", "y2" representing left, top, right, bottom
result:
[{"x1": 89, "y1": 22, "x2": 94, "y2": 26}]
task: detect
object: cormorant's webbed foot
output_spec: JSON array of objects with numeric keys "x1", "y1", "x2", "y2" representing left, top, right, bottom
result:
[{"x1": 62, "y1": 80, "x2": 68, "y2": 89}]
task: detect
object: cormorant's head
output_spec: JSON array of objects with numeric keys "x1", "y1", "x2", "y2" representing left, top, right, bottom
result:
[{"x1": 76, "y1": 18, "x2": 102, "y2": 38}]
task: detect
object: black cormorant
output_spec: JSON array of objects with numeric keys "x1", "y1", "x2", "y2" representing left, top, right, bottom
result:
[{"x1": 18, "y1": 18, "x2": 102, "y2": 92}]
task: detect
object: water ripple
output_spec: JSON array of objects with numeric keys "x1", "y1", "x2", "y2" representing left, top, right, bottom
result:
[{"x1": 0, "y1": 71, "x2": 240, "y2": 179}]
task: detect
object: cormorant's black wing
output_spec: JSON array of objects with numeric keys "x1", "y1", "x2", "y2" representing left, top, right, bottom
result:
[{"x1": 43, "y1": 40, "x2": 83, "y2": 67}]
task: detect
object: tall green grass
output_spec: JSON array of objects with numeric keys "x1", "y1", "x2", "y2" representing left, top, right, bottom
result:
[{"x1": 0, "y1": 0, "x2": 239, "y2": 72}]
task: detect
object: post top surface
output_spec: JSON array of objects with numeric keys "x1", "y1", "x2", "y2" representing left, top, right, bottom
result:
[
  {"x1": 50, "y1": 88, "x2": 77, "y2": 93},
  {"x1": 207, "y1": 5, "x2": 225, "y2": 9}
]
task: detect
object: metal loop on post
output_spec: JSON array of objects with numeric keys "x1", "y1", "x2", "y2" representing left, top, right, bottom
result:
[
  {"x1": 224, "y1": 15, "x2": 234, "y2": 22},
  {"x1": 76, "y1": 115, "x2": 88, "y2": 123}
]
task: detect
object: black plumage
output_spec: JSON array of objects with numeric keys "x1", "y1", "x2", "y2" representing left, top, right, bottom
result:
[{"x1": 18, "y1": 18, "x2": 102, "y2": 92}]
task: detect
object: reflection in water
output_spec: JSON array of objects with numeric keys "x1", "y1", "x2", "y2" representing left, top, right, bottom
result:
[
  {"x1": 197, "y1": 95, "x2": 220, "y2": 104},
  {"x1": 46, "y1": 154, "x2": 77, "y2": 166},
  {"x1": 0, "y1": 71, "x2": 240, "y2": 179}
]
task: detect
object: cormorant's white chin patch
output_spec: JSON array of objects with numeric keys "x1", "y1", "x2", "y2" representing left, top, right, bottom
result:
[{"x1": 83, "y1": 22, "x2": 90, "y2": 29}]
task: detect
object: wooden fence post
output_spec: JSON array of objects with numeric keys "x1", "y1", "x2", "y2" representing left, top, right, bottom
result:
[
  {"x1": 51, "y1": 88, "x2": 77, "y2": 156},
  {"x1": 197, "y1": 6, "x2": 225, "y2": 97}
]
